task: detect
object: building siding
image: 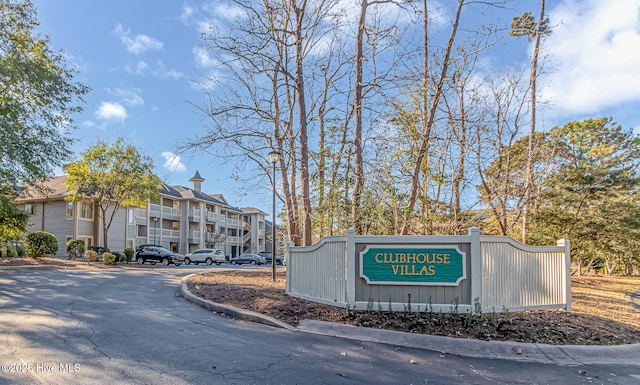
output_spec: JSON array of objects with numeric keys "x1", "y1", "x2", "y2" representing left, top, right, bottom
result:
[{"x1": 17, "y1": 174, "x2": 268, "y2": 259}]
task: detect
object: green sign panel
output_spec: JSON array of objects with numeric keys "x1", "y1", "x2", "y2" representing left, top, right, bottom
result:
[{"x1": 359, "y1": 246, "x2": 466, "y2": 286}]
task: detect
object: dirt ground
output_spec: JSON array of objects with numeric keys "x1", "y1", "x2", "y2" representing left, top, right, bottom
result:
[
  {"x1": 3, "y1": 258, "x2": 639, "y2": 345},
  {"x1": 186, "y1": 269, "x2": 640, "y2": 346}
]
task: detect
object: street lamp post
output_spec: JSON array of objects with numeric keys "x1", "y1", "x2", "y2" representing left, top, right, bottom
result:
[
  {"x1": 152, "y1": 216, "x2": 159, "y2": 245},
  {"x1": 268, "y1": 150, "x2": 280, "y2": 282}
]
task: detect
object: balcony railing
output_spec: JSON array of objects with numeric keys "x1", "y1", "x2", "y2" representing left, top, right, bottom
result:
[
  {"x1": 135, "y1": 208, "x2": 147, "y2": 218},
  {"x1": 162, "y1": 206, "x2": 181, "y2": 217},
  {"x1": 188, "y1": 230, "x2": 200, "y2": 242},
  {"x1": 226, "y1": 236, "x2": 240, "y2": 244},
  {"x1": 148, "y1": 203, "x2": 180, "y2": 218},
  {"x1": 161, "y1": 229, "x2": 180, "y2": 238}
]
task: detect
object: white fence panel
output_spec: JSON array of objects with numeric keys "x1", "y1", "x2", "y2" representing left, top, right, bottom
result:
[
  {"x1": 285, "y1": 231, "x2": 570, "y2": 312},
  {"x1": 286, "y1": 237, "x2": 348, "y2": 306},
  {"x1": 480, "y1": 237, "x2": 569, "y2": 312}
]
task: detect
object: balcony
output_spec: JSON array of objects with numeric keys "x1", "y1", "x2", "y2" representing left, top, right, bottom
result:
[
  {"x1": 206, "y1": 232, "x2": 224, "y2": 242},
  {"x1": 135, "y1": 208, "x2": 147, "y2": 218},
  {"x1": 162, "y1": 206, "x2": 181, "y2": 218},
  {"x1": 225, "y1": 235, "x2": 240, "y2": 244},
  {"x1": 188, "y1": 230, "x2": 200, "y2": 243},
  {"x1": 148, "y1": 203, "x2": 180, "y2": 219},
  {"x1": 188, "y1": 209, "x2": 201, "y2": 222},
  {"x1": 148, "y1": 203, "x2": 160, "y2": 216},
  {"x1": 161, "y1": 229, "x2": 180, "y2": 239}
]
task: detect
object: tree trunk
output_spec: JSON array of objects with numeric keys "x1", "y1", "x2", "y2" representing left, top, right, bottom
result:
[
  {"x1": 351, "y1": 0, "x2": 367, "y2": 234},
  {"x1": 401, "y1": 0, "x2": 464, "y2": 235},
  {"x1": 294, "y1": 2, "x2": 313, "y2": 245},
  {"x1": 522, "y1": 0, "x2": 545, "y2": 244}
]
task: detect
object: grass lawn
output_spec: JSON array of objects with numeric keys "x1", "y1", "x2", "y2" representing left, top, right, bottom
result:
[{"x1": 571, "y1": 275, "x2": 640, "y2": 328}]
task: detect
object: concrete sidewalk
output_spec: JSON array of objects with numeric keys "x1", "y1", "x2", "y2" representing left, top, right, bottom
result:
[
  {"x1": 626, "y1": 289, "x2": 640, "y2": 313},
  {"x1": 179, "y1": 276, "x2": 640, "y2": 367}
]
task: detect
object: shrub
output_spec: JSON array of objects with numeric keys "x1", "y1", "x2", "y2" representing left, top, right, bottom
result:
[
  {"x1": 66, "y1": 239, "x2": 85, "y2": 260},
  {"x1": 111, "y1": 252, "x2": 124, "y2": 263},
  {"x1": 6, "y1": 243, "x2": 16, "y2": 258},
  {"x1": 3, "y1": 242, "x2": 25, "y2": 258},
  {"x1": 24, "y1": 231, "x2": 58, "y2": 258},
  {"x1": 84, "y1": 250, "x2": 98, "y2": 263},
  {"x1": 124, "y1": 248, "x2": 134, "y2": 263},
  {"x1": 89, "y1": 246, "x2": 105, "y2": 255},
  {"x1": 102, "y1": 252, "x2": 117, "y2": 265}
]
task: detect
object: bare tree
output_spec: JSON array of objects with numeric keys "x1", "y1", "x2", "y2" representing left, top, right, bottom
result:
[
  {"x1": 510, "y1": 0, "x2": 549, "y2": 243},
  {"x1": 182, "y1": 0, "x2": 342, "y2": 246},
  {"x1": 399, "y1": 0, "x2": 465, "y2": 235},
  {"x1": 474, "y1": 70, "x2": 530, "y2": 236}
]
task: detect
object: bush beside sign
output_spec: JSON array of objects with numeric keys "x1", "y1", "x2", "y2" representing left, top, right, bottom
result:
[{"x1": 359, "y1": 245, "x2": 466, "y2": 286}]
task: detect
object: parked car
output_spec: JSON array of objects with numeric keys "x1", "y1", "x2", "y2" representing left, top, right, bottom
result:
[
  {"x1": 135, "y1": 244, "x2": 162, "y2": 252},
  {"x1": 258, "y1": 252, "x2": 285, "y2": 266},
  {"x1": 184, "y1": 248, "x2": 226, "y2": 265},
  {"x1": 135, "y1": 246, "x2": 184, "y2": 266},
  {"x1": 230, "y1": 253, "x2": 266, "y2": 265}
]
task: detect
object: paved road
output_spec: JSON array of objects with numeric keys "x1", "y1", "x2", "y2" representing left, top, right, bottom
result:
[{"x1": 0, "y1": 267, "x2": 638, "y2": 385}]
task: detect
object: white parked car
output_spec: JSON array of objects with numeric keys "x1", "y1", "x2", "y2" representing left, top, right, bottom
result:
[{"x1": 183, "y1": 249, "x2": 226, "y2": 265}]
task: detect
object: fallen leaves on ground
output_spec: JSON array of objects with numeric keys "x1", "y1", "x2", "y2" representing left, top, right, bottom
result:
[{"x1": 187, "y1": 269, "x2": 640, "y2": 346}]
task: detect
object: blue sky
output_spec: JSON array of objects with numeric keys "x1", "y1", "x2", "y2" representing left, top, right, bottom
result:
[{"x1": 31, "y1": 0, "x2": 640, "y2": 210}]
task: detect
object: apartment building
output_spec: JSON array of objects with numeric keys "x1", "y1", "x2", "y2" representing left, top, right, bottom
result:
[{"x1": 16, "y1": 171, "x2": 268, "y2": 258}]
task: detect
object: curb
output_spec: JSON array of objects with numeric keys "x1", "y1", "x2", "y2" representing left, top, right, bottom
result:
[
  {"x1": 179, "y1": 274, "x2": 296, "y2": 331},
  {"x1": 0, "y1": 264, "x2": 74, "y2": 271},
  {"x1": 179, "y1": 274, "x2": 640, "y2": 366},
  {"x1": 296, "y1": 319, "x2": 640, "y2": 366}
]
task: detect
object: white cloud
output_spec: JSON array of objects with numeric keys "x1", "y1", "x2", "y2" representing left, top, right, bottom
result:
[
  {"x1": 124, "y1": 60, "x2": 149, "y2": 75},
  {"x1": 541, "y1": 0, "x2": 640, "y2": 114},
  {"x1": 153, "y1": 59, "x2": 185, "y2": 79},
  {"x1": 95, "y1": 102, "x2": 128, "y2": 122},
  {"x1": 114, "y1": 24, "x2": 164, "y2": 54},
  {"x1": 190, "y1": 72, "x2": 221, "y2": 91},
  {"x1": 193, "y1": 47, "x2": 219, "y2": 68},
  {"x1": 209, "y1": 2, "x2": 246, "y2": 21},
  {"x1": 180, "y1": 5, "x2": 195, "y2": 24},
  {"x1": 180, "y1": 2, "x2": 246, "y2": 34},
  {"x1": 162, "y1": 151, "x2": 186, "y2": 172},
  {"x1": 109, "y1": 87, "x2": 144, "y2": 106}
]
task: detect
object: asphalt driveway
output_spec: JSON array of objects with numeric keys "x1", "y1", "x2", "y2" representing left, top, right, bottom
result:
[{"x1": 0, "y1": 267, "x2": 637, "y2": 385}]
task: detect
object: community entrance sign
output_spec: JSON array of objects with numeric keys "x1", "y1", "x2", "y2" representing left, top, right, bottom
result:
[{"x1": 359, "y1": 245, "x2": 466, "y2": 286}]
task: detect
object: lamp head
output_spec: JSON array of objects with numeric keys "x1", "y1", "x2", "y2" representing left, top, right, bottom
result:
[{"x1": 268, "y1": 150, "x2": 281, "y2": 164}]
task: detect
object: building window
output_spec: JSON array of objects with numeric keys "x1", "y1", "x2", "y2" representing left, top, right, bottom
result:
[
  {"x1": 66, "y1": 202, "x2": 74, "y2": 219},
  {"x1": 24, "y1": 204, "x2": 34, "y2": 215},
  {"x1": 128, "y1": 209, "x2": 134, "y2": 224},
  {"x1": 80, "y1": 202, "x2": 93, "y2": 219},
  {"x1": 172, "y1": 221, "x2": 179, "y2": 231}
]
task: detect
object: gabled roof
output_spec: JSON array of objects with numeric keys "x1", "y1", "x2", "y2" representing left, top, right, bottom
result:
[
  {"x1": 242, "y1": 207, "x2": 267, "y2": 215},
  {"x1": 17, "y1": 174, "x2": 262, "y2": 218},
  {"x1": 172, "y1": 185, "x2": 244, "y2": 214},
  {"x1": 173, "y1": 185, "x2": 226, "y2": 205},
  {"x1": 16, "y1": 175, "x2": 71, "y2": 202},
  {"x1": 159, "y1": 182, "x2": 183, "y2": 199},
  {"x1": 210, "y1": 194, "x2": 228, "y2": 205}
]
